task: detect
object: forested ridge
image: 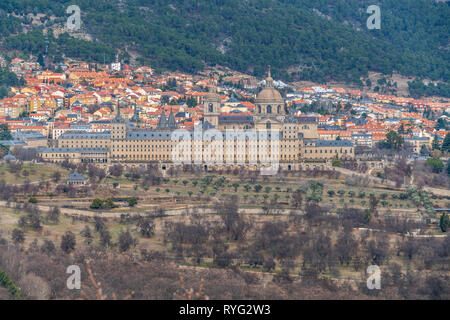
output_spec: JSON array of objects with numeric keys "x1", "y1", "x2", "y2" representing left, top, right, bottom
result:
[{"x1": 0, "y1": 0, "x2": 448, "y2": 88}]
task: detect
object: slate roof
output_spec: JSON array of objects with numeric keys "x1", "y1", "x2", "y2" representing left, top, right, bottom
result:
[
  {"x1": 130, "y1": 104, "x2": 142, "y2": 123},
  {"x1": 37, "y1": 148, "x2": 108, "y2": 153},
  {"x1": 127, "y1": 129, "x2": 282, "y2": 141},
  {"x1": 67, "y1": 172, "x2": 86, "y2": 183},
  {"x1": 156, "y1": 111, "x2": 167, "y2": 129},
  {"x1": 304, "y1": 139, "x2": 353, "y2": 147},
  {"x1": 295, "y1": 116, "x2": 318, "y2": 124},
  {"x1": 111, "y1": 106, "x2": 126, "y2": 124},
  {"x1": 12, "y1": 131, "x2": 46, "y2": 141},
  {"x1": 60, "y1": 131, "x2": 111, "y2": 140},
  {"x1": 201, "y1": 120, "x2": 216, "y2": 130},
  {"x1": 157, "y1": 111, "x2": 178, "y2": 129},
  {"x1": 218, "y1": 115, "x2": 254, "y2": 124}
]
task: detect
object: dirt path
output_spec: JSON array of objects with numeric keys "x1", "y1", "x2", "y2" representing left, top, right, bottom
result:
[
  {"x1": 0, "y1": 201, "x2": 301, "y2": 218},
  {"x1": 335, "y1": 167, "x2": 450, "y2": 197},
  {"x1": 355, "y1": 227, "x2": 446, "y2": 238}
]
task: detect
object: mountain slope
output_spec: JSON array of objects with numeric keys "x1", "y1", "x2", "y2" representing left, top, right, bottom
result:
[{"x1": 0, "y1": 0, "x2": 448, "y2": 86}]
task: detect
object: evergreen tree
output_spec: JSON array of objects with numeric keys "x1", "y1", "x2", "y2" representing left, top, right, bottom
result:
[
  {"x1": 440, "y1": 214, "x2": 449, "y2": 233},
  {"x1": 441, "y1": 134, "x2": 450, "y2": 153},
  {"x1": 0, "y1": 124, "x2": 12, "y2": 140},
  {"x1": 426, "y1": 158, "x2": 444, "y2": 173},
  {"x1": 37, "y1": 53, "x2": 45, "y2": 67},
  {"x1": 432, "y1": 135, "x2": 440, "y2": 150},
  {"x1": 379, "y1": 131, "x2": 404, "y2": 150},
  {"x1": 447, "y1": 160, "x2": 450, "y2": 177}
]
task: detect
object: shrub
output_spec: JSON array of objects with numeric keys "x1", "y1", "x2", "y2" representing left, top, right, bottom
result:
[
  {"x1": 254, "y1": 184, "x2": 263, "y2": 192},
  {"x1": 127, "y1": 197, "x2": 138, "y2": 207},
  {"x1": 332, "y1": 157, "x2": 342, "y2": 167},
  {"x1": 0, "y1": 271, "x2": 22, "y2": 298},
  {"x1": 28, "y1": 197, "x2": 37, "y2": 204},
  {"x1": 426, "y1": 158, "x2": 444, "y2": 173},
  {"x1": 90, "y1": 198, "x2": 103, "y2": 209}
]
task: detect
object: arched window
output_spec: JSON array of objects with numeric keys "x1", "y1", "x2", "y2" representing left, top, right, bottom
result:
[
  {"x1": 257, "y1": 105, "x2": 261, "y2": 113},
  {"x1": 266, "y1": 121, "x2": 271, "y2": 129},
  {"x1": 208, "y1": 103, "x2": 214, "y2": 113},
  {"x1": 267, "y1": 105, "x2": 272, "y2": 114},
  {"x1": 277, "y1": 105, "x2": 281, "y2": 114}
]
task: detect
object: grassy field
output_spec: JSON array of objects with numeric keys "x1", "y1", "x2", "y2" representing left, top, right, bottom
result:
[
  {"x1": 0, "y1": 207, "x2": 161, "y2": 250},
  {"x1": 1, "y1": 161, "x2": 446, "y2": 221},
  {"x1": 94, "y1": 172, "x2": 449, "y2": 214},
  {"x1": 0, "y1": 162, "x2": 70, "y2": 184}
]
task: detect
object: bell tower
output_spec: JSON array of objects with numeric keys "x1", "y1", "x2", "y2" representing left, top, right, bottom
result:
[
  {"x1": 203, "y1": 85, "x2": 220, "y2": 127},
  {"x1": 111, "y1": 100, "x2": 126, "y2": 140}
]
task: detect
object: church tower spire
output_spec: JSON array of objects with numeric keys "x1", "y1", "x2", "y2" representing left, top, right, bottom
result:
[{"x1": 265, "y1": 65, "x2": 274, "y2": 88}]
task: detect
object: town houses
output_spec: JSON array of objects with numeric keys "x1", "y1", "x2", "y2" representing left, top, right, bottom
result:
[
  {"x1": 0, "y1": 56, "x2": 449, "y2": 169},
  {"x1": 36, "y1": 71, "x2": 355, "y2": 170}
]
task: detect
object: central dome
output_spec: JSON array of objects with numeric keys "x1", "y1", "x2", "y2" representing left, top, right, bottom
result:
[
  {"x1": 255, "y1": 66, "x2": 283, "y2": 103},
  {"x1": 256, "y1": 87, "x2": 283, "y2": 102}
]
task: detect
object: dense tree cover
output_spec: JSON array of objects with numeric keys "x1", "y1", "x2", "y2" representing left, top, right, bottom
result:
[
  {"x1": 0, "y1": 0, "x2": 448, "y2": 87},
  {"x1": 0, "y1": 270, "x2": 22, "y2": 298},
  {"x1": 4, "y1": 29, "x2": 117, "y2": 64},
  {"x1": 0, "y1": 87, "x2": 8, "y2": 99},
  {"x1": 442, "y1": 134, "x2": 450, "y2": 154},
  {"x1": 0, "y1": 124, "x2": 12, "y2": 140},
  {"x1": 297, "y1": 0, "x2": 449, "y2": 78},
  {"x1": 435, "y1": 118, "x2": 448, "y2": 131},
  {"x1": 0, "y1": 68, "x2": 22, "y2": 86},
  {"x1": 447, "y1": 160, "x2": 450, "y2": 177},
  {"x1": 0, "y1": 11, "x2": 22, "y2": 37},
  {"x1": 408, "y1": 79, "x2": 450, "y2": 98},
  {"x1": 0, "y1": 68, "x2": 23, "y2": 98}
]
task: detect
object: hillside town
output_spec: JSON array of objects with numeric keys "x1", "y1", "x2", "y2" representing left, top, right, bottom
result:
[
  {"x1": 0, "y1": 1, "x2": 449, "y2": 302},
  {"x1": 1, "y1": 55, "x2": 449, "y2": 168}
]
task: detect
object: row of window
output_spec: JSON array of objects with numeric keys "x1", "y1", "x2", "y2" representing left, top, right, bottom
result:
[
  {"x1": 257, "y1": 105, "x2": 282, "y2": 114},
  {"x1": 304, "y1": 148, "x2": 352, "y2": 154}
]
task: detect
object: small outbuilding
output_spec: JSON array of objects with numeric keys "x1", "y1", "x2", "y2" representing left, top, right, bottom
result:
[
  {"x1": 2, "y1": 151, "x2": 17, "y2": 163},
  {"x1": 66, "y1": 171, "x2": 87, "y2": 185}
]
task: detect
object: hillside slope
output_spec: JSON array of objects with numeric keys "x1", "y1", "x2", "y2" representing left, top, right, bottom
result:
[{"x1": 0, "y1": 0, "x2": 448, "y2": 86}]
